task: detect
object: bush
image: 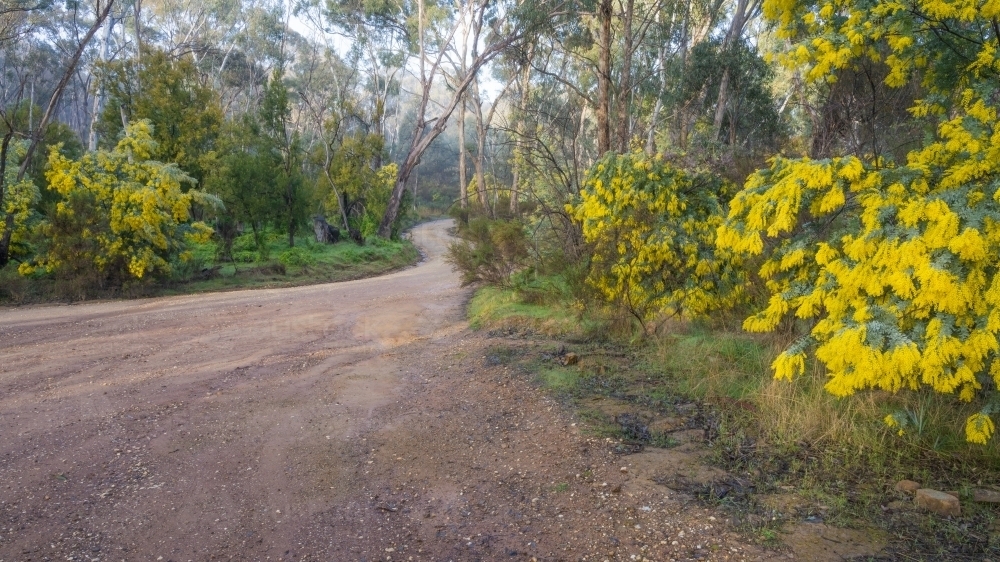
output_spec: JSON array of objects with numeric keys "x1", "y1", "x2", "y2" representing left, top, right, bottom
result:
[
  {"x1": 447, "y1": 218, "x2": 530, "y2": 287},
  {"x1": 570, "y1": 152, "x2": 741, "y2": 329},
  {"x1": 278, "y1": 247, "x2": 317, "y2": 268},
  {"x1": 722, "y1": 0, "x2": 1000, "y2": 448},
  {"x1": 232, "y1": 250, "x2": 258, "y2": 263},
  {"x1": 19, "y1": 121, "x2": 214, "y2": 289}
]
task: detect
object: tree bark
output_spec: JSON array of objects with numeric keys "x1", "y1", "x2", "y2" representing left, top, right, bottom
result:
[
  {"x1": 510, "y1": 45, "x2": 533, "y2": 215},
  {"x1": 615, "y1": 0, "x2": 634, "y2": 152},
  {"x1": 470, "y1": 77, "x2": 488, "y2": 211},
  {"x1": 376, "y1": 0, "x2": 524, "y2": 238},
  {"x1": 458, "y1": 93, "x2": 468, "y2": 208},
  {"x1": 88, "y1": 15, "x2": 115, "y2": 151},
  {"x1": 596, "y1": 0, "x2": 612, "y2": 155},
  {"x1": 675, "y1": 0, "x2": 692, "y2": 149},
  {"x1": 711, "y1": 0, "x2": 757, "y2": 141},
  {"x1": 645, "y1": 43, "x2": 666, "y2": 154}
]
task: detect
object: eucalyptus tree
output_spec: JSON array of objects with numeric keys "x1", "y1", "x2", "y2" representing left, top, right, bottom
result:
[
  {"x1": 144, "y1": 0, "x2": 287, "y2": 115},
  {"x1": 358, "y1": 0, "x2": 553, "y2": 238},
  {"x1": 709, "y1": 0, "x2": 761, "y2": 141},
  {"x1": 291, "y1": 2, "x2": 368, "y2": 231}
]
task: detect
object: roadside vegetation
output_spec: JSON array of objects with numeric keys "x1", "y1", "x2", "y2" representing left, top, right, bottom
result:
[
  {"x1": 445, "y1": 1, "x2": 1000, "y2": 558},
  {"x1": 1, "y1": 225, "x2": 418, "y2": 303},
  {"x1": 462, "y1": 265, "x2": 1000, "y2": 558}
]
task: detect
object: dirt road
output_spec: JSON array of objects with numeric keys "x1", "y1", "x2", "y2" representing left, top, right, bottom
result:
[{"x1": 1, "y1": 220, "x2": 769, "y2": 561}]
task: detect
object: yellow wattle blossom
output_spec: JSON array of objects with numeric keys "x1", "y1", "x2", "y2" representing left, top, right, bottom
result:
[
  {"x1": 966, "y1": 413, "x2": 995, "y2": 445},
  {"x1": 725, "y1": 0, "x2": 1000, "y2": 443},
  {"x1": 2, "y1": 141, "x2": 42, "y2": 267},
  {"x1": 21, "y1": 120, "x2": 215, "y2": 284},
  {"x1": 571, "y1": 153, "x2": 741, "y2": 325}
]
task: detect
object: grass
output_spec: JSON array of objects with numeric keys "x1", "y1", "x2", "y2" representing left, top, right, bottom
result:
[
  {"x1": 536, "y1": 366, "x2": 581, "y2": 393},
  {"x1": 172, "y1": 233, "x2": 419, "y2": 294},
  {"x1": 467, "y1": 274, "x2": 606, "y2": 339},
  {"x1": 466, "y1": 281, "x2": 1000, "y2": 559},
  {"x1": 0, "y1": 230, "x2": 420, "y2": 304}
]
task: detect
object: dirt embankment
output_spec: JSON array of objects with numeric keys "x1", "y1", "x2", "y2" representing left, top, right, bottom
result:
[{"x1": 3, "y1": 220, "x2": 797, "y2": 561}]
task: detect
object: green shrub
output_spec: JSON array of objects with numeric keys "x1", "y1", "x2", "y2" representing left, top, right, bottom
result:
[
  {"x1": 278, "y1": 247, "x2": 317, "y2": 268},
  {"x1": 447, "y1": 218, "x2": 531, "y2": 287},
  {"x1": 232, "y1": 250, "x2": 258, "y2": 263}
]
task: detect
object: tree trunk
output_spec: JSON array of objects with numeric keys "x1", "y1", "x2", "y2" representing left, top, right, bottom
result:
[
  {"x1": 470, "y1": 78, "x2": 488, "y2": 212},
  {"x1": 510, "y1": 46, "x2": 533, "y2": 215},
  {"x1": 458, "y1": 93, "x2": 468, "y2": 208},
  {"x1": 88, "y1": 16, "x2": 115, "y2": 151},
  {"x1": 615, "y1": 0, "x2": 634, "y2": 152},
  {"x1": 711, "y1": 0, "x2": 753, "y2": 141},
  {"x1": 596, "y1": 0, "x2": 612, "y2": 155},
  {"x1": 675, "y1": 0, "x2": 692, "y2": 149},
  {"x1": 376, "y1": 0, "x2": 525, "y2": 238},
  {"x1": 646, "y1": 43, "x2": 667, "y2": 154},
  {"x1": 133, "y1": 0, "x2": 142, "y2": 60},
  {"x1": 711, "y1": 67, "x2": 731, "y2": 140}
]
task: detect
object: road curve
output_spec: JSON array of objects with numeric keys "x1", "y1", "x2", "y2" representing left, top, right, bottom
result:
[
  {"x1": 0, "y1": 219, "x2": 774, "y2": 562},
  {"x1": 0, "y1": 219, "x2": 469, "y2": 560}
]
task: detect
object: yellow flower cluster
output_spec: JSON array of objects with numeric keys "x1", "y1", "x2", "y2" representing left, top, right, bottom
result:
[
  {"x1": 20, "y1": 120, "x2": 213, "y2": 282},
  {"x1": 728, "y1": 0, "x2": 1000, "y2": 443},
  {"x1": 966, "y1": 413, "x2": 995, "y2": 445},
  {"x1": 0, "y1": 141, "x2": 41, "y2": 260},
  {"x1": 570, "y1": 153, "x2": 740, "y2": 325}
]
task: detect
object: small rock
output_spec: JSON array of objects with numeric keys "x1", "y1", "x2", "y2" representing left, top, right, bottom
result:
[
  {"x1": 620, "y1": 466, "x2": 628, "y2": 474},
  {"x1": 973, "y1": 488, "x2": 1000, "y2": 503},
  {"x1": 885, "y1": 500, "x2": 908, "y2": 511},
  {"x1": 915, "y1": 488, "x2": 961, "y2": 516},
  {"x1": 894, "y1": 480, "x2": 921, "y2": 493},
  {"x1": 561, "y1": 352, "x2": 578, "y2": 366}
]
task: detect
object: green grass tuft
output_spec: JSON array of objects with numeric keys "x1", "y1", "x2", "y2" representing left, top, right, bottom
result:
[{"x1": 466, "y1": 275, "x2": 605, "y2": 339}]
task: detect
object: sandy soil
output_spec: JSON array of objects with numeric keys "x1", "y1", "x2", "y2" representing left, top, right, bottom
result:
[{"x1": 1, "y1": 220, "x2": 790, "y2": 562}]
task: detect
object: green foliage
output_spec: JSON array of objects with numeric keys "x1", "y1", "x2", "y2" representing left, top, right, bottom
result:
[
  {"x1": 20, "y1": 121, "x2": 215, "y2": 288},
  {"x1": 207, "y1": 125, "x2": 282, "y2": 249},
  {"x1": 258, "y1": 68, "x2": 309, "y2": 246},
  {"x1": 465, "y1": 276, "x2": 602, "y2": 338},
  {"x1": 0, "y1": 100, "x2": 84, "y2": 196},
  {"x1": 318, "y1": 133, "x2": 400, "y2": 239},
  {"x1": 278, "y1": 247, "x2": 317, "y2": 268},
  {"x1": 447, "y1": 218, "x2": 531, "y2": 287},
  {"x1": 678, "y1": 39, "x2": 786, "y2": 156},
  {"x1": 96, "y1": 49, "x2": 222, "y2": 185},
  {"x1": 207, "y1": 71, "x2": 310, "y2": 247}
]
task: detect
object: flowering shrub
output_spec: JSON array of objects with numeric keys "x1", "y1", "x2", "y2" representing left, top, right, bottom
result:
[
  {"x1": 720, "y1": 0, "x2": 1000, "y2": 442},
  {"x1": 20, "y1": 121, "x2": 214, "y2": 286},
  {"x1": 571, "y1": 153, "x2": 740, "y2": 327},
  {"x1": 0, "y1": 141, "x2": 40, "y2": 262}
]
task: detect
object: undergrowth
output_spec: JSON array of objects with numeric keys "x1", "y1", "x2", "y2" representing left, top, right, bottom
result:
[
  {"x1": 0, "y1": 229, "x2": 419, "y2": 304},
  {"x1": 467, "y1": 273, "x2": 607, "y2": 340},
  {"x1": 468, "y1": 279, "x2": 1000, "y2": 559}
]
